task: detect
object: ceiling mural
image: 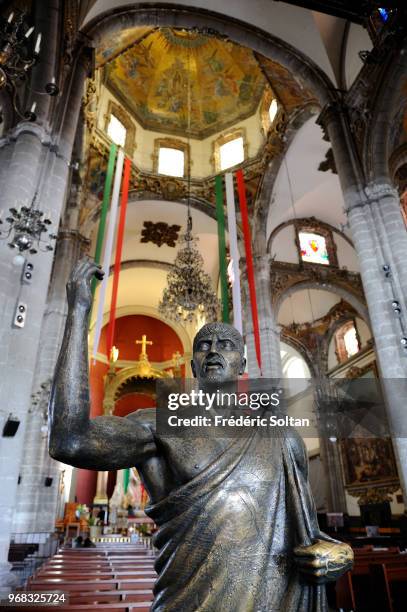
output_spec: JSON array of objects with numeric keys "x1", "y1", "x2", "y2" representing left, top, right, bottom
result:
[{"x1": 101, "y1": 28, "x2": 267, "y2": 139}]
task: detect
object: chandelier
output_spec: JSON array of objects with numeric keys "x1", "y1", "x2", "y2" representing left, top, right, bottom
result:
[
  {"x1": 0, "y1": 191, "x2": 57, "y2": 254},
  {"x1": 0, "y1": 10, "x2": 58, "y2": 122},
  {"x1": 159, "y1": 39, "x2": 218, "y2": 324},
  {"x1": 159, "y1": 215, "x2": 219, "y2": 323}
]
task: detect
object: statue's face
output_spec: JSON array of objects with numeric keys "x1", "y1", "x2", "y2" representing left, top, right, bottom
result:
[{"x1": 191, "y1": 323, "x2": 246, "y2": 385}]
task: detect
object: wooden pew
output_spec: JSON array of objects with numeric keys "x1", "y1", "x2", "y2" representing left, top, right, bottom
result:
[
  {"x1": 27, "y1": 578, "x2": 156, "y2": 592},
  {"x1": 369, "y1": 562, "x2": 407, "y2": 612}
]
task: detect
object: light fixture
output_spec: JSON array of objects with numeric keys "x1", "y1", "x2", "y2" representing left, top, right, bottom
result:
[
  {"x1": 0, "y1": 190, "x2": 57, "y2": 254},
  {"x1": 159, "y1": 38, "x2": 218, "y2": 324},
  {"x1": 0, "y1": 11, "x2": 59, "y2": 123},
  {"x1": 159, "y1": 216, "x2": 219, "y2": 324},
  {"x1": 2, "y1": 414, "x2": 20, "y2": 437}
]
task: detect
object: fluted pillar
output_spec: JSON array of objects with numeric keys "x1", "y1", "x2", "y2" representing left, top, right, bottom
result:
[
  {"x1": 0, "y1": 50, "x2": 89, "y2": 595},
  {"x1": 320, "y1": 103, "x2": 407, "y2": 502},
  {"x1": 243, "y1": 254, "x2": 282, "y2": 379}
]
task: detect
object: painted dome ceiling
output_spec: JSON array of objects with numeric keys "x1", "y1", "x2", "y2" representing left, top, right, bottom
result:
[{"x1": 98, "y1": 27, "x2": 268, "y2": 139}]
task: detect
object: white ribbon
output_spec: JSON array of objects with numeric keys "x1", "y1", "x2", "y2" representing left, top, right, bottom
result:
[
  {"x1": 225, "y1": 173, "x2": 243, "y2": 334},
  {"x1": 92, "y1": 148, "x2": 125, "y2": 360}
]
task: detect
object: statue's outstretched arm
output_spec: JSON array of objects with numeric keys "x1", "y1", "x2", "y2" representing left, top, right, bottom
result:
[{"x1": 48, "y1": 258, "x2": 156, "y2": 471}]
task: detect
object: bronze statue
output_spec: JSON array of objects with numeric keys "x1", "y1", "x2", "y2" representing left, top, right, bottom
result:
[{"x1": 49, "y1": 258, "x2": 353, "y2": 611}]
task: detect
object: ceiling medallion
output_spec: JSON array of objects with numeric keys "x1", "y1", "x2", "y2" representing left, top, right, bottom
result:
[
  {"x1": 159, "y1": 217, "x2": 219, "y2": 324},
  {"x1": 141, "y1": 221, "x2": 181, "y2": 247}
]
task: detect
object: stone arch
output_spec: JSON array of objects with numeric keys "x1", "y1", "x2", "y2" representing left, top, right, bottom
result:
[
  {"x1": 267, "y1": 217, "x2": 355, "y2": 255},
  {"x1": 275, "y1": 282, "x2": 370, "y2": 326},
  {"x1": 83, "y1": 4, "x2": 336, "y2": 109}
]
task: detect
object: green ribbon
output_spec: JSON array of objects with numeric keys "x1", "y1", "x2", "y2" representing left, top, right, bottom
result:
[
  {"x1": 123, "y1": 468, "x2": 130, "y2": 494},
  {"x1": 215, "y1": 175, "x2": 229, "y2": 323},
  {"x1": 91, "y1": 143, "x2": 117, "y2": 298}
]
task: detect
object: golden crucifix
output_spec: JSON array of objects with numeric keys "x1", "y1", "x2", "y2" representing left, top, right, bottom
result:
[{"x1": 136, "y1": 334, "x2": 153, "y2": 359}]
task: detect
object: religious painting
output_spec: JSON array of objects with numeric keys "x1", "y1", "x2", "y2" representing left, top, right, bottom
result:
[
  {"x1": 104, "y1": 28, "x2": 266, "y2": 139},
  {"x1": 96, "y1": 26, "x2": 154, "y2": 67},
  {"x1": 340, "y1": 438, "x2": 398, "y2": 487}
]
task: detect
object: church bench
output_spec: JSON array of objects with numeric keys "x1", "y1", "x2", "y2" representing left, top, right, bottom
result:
[
  {"x1": 26, "y1": 578, "x2": 156, "y2": 591},
  {"x1": 41, "y1": 560, "x2": 154, "y2": 572},
  {"x1": 32, "y1": 571, "x2": 156, "y2": 580},
  {"x1": 335, "y1": 554, "x2": 407, "y2": 610},
  {"x1": 69, "y1": 590, "x2": 153, "y2": 604},
  {"x1": 11, "y1": 603, "x2": 151, "y2": 612},
  {"x1": 368, "y1": 562, "x2": 407, "y2": 612}
]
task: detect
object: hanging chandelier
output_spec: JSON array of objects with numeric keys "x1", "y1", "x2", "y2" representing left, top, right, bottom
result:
[
  {"x1": 159, "y1": 38, "x2": 218, "y2": 324},
  {"x1": 159, "y1": 215, "x2": 219, "y2": 323},
  {"x1": 0, "y1": 191, "x2": 57, "y2": 254},
  {"x1": 0, "y1": 10, "x2": 58, "y2": 123}
]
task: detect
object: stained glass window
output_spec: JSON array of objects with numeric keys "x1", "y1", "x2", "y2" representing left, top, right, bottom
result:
[
  {"x1": 158, "y1": 147, "x2": 185, "y2": 177},
  {"x1": 107, "y1": 114, "x2": 127, "y2": 147},
  {"x1": 298, "y1": 232, "x2": 329, "y2": 265}
]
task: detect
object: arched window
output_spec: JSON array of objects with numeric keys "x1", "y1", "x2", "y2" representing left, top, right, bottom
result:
[{"x1": 335, "y1": 321, "x2": 361, "y2": 363}]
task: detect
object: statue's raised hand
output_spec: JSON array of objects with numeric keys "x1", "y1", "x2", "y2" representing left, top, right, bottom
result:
[{"x1": 66, "y1": 257, "x2": 104, "y2": 311}]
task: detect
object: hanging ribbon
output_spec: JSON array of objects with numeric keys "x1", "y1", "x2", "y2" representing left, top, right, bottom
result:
[
  {"x1": 91, "y1": 143, "x2": 117, "y2": 298},
  {"x1": 106, "y1": 157, "x2": 132, "y2": 359},
  {"x1": 123, "y1": 468, "x2": 130, "y2": 494},
  {"x1": 235, "y1": 169, "x2": 262, "y2": 374},
  {"x1": 92, "y1": 148, "x2": 125, "y2": 361},
  {"x1": 225, "y1": 173, "x2": 243, "y2": 335},
  {"x1": 215, "y1": 175, "x2": 229, "y2": 323}
]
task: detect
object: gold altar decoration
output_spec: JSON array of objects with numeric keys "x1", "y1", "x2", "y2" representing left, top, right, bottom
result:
[{"x1": 103, "y1": 334, "x2": 171, "y2": 415}]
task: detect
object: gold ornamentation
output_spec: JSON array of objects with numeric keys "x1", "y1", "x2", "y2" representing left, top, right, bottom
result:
[{"x1": 347, "y1": 483, "x2": 400, "y2": 506}]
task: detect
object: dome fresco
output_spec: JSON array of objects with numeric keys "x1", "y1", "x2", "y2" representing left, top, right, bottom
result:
[{"x1": 99, "y1": 27, "x2": 267, "y2": 139}]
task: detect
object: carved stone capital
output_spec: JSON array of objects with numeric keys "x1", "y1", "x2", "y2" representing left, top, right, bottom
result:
[{"x1": 365, "y1": 181, "x2": 400, "y2": 202}]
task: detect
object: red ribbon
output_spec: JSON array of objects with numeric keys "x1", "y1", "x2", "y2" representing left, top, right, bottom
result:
[
  {"x1": 236, "y1": 169, "x2": 262, "y2": 375},
  {"x1": 106, "y1": 157, "x2": 132, "y2": 358}
]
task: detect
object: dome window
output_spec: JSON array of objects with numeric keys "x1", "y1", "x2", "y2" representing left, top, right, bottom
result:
[
  {"x1": 158, "y1": 147, "x2": 185, "y2": 177},
  {"x1": 107, "y1": 114, "x2": 127, "y2": 148},
  {"x1": 219, "y1": 136, "x2": 245, "y2": 171}
]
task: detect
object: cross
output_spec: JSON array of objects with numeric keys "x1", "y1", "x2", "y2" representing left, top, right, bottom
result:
[{"x1": 136, "y1": 334, "x2": 153, "y2": 357}]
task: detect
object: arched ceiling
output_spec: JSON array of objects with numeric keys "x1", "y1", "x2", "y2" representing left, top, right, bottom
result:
[
  {"x1": 96, "y1": 26, "x2": 318, "y2": 140},
  {"x1": 267, "y1": 116, "x2": 347, "y2": 238},
  {"x1": 99, "y1": 27, "x2": 266, "y2": 138}
]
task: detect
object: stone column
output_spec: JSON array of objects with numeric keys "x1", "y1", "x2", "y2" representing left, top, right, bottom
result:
[
  {"x1": 320, "y1": 104, "x2": 407, "y2": 502},
  {"x1": 0, "y1": 52, "x2": 89, "y2": 595},
  {"x1": 242, "y1": 255, "x2": 282, "y2": 379},
  {"x1": 12, "y1": 230, "x2": 89, "y2": 534}
]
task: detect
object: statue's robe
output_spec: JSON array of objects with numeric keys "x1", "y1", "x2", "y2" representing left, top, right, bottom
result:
[{"x1": 146, "y1": 428, "x2": 332, "y2": 612}]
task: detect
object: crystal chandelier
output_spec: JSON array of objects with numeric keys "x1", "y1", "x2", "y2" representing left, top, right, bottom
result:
[
  {"x1": 0, "y1": 10, "x2": 58, "y2": 123},
  {"x1": 0, "y1": 191, "x2": 57, "y2": 254},
  {"x1": 159, "y1": 40, "x2": 218, "y2": 324},
  {"x1": 159, "y1": 215, "x2": 219, "y2": 323}
]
